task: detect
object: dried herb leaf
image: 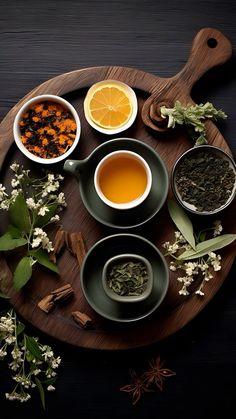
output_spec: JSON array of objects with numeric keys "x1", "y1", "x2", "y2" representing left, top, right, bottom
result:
[
  {"x1": 168, "y1": 200, "x2": 196, "y2": 250},
  {"x1": 178, "y1": 234, "x2": 236, "y2": 260},
  {"x1": 160, "y1": 101, "x2": 227, "y2": 144}
]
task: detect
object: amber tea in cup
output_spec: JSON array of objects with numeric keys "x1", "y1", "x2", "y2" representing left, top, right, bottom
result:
[{"x1": 94, "y1": 150, "x2": 152, "y2": 210}]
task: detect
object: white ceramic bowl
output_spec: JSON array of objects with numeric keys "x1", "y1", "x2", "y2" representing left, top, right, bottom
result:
[
  {"x1": 94, "y1": 150, "x2": 152, "y2": 210},
  {"x1": 13, "y1": 94, "x2": 81, "y2": 164},
  {"x1": 83, "y1": 79, "x2": 138, "y2": 135}
]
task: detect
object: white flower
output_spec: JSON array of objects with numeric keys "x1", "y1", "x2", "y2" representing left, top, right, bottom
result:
[
  {"x1": 31, "y1": 237, "x2": 42, "y2": 248},
  {"x1": 11, "y1": 178, "x2": 20, "y2": 188},
  {"x1": 0, "y1": 184, "x2": 8, "y2": 199},
  {"x1": 0, "y1": 349, "x2": 7, "y2": 359},
  {"x1": 48, "y1": 174, "x2": 55, "y2": 182},
  {"x1": 26, "y1": 197, "x2": 37, "y2": 209},
  {"x1": 10, "y1": 163, "x2": 20, "y2": 172},
  {"x1": 212, "y1": 261, "x2": 221, "y2": 271},
  {"x1": 42, "y1": 346, "x2": 54, "y2": 361},
  {"x1": 0, "y1": 200, "x2": 9, "y2": 210},
  {"x1": 209, "y1": 252, "x2": 217, "y2": 259},
  {"x1": 33, "y1": 227, "x2": 44, "y2": 236},
  {"x1": 38, "y1": 206, "x2": 49, "y2": 216},
  {"x1": 179, "y1": 288, "x2": 189, "y2": 296},
  {"x1": 11, "y1": 189, "x2": 20, "y2": 200},
  {"x1": 213, "y1": 220, "x2": 223, "y2": 236},
  {"x1": 57, "y1": 192, "x2": 67, "y2": 206},
  {"x1": 169, "y1": 262, "x2": 177, "y2": 271},
  {"x1": 195, "y1": 289, "x2": 204, "y2": 296},
  {"x1": 5, "y1": 336, "x2": 16, "y2": 345},
  {"x1": 50, "y1": 214, "x2": 60, "y2": 222},
  {"x1": 47, "y1": 385, "x2": 55, "y2": 391}
]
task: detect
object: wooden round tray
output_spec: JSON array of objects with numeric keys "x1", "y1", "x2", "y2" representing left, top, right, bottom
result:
[{"x1": 0, "y1": 27, "x2": 235, "y2": 350}]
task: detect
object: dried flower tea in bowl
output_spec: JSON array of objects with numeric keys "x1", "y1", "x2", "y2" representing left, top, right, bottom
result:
[
  {"x1": 13, "y1": 94, "x2": 81, "y2": 164},
  {"x1": 171, "y1": 145, "x2": 236, "y2": 215}
]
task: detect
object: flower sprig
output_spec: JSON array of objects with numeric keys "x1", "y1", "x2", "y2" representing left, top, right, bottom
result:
[
  {"x1": 0, "y1": 163, "x2": 67, "y2": 290},
  {"x1": 0, "y1": 308, "x2": 61, "y2": 408},
  {"x1": 163, "y1": 200, "x2": 236, "y2": 296}
]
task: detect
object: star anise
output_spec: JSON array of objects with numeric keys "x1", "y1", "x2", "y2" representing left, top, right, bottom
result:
[
  {"x1": 143, "y1": 356, "x2": 176, "y2": 390},
  {"x1": 120, "y1": 369, "x2": 151, "y2": 405}
]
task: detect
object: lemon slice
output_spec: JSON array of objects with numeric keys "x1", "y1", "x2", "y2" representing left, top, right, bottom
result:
[{"x1": 86, "y1": 83, "x2": 133, "y2": 129}]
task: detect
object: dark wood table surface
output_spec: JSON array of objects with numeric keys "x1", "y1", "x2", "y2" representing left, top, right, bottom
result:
[{"x1": 1, "y1": 1, "x2": 236, "y2": 418}]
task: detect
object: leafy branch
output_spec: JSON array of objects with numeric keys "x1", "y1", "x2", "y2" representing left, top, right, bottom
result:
[
  {"x1": 163, "y1": 200, "x2": 236, "y2": 296},
  {"x1": 0, "y1": 163, "x2": 67, "y2": 290},
  {"x1": 160, "y1": 101, "x2": 227, "y2": 144}
]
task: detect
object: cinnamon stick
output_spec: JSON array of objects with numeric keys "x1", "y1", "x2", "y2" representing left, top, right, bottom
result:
[
  {"x1": 65, "y1": 231, "x2": 87, "y2": 266},
  {"x1": 71, "y1": 310, "x2": 93, "y2": 329},
  {"x1": 37, "y1": 294, "x2": 55, "y2": 313},
  {"x1": 37, "y1": 283, "x2": 74, "y2": 313},
  {"x1": 50, "y1": 228, "x2": 66, "y2": 263}
]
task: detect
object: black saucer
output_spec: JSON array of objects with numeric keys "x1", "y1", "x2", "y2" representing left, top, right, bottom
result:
[
  {"x1": 80, "y1": 233, "x2": 169, "y2": 322},
  {"x1": 78, "y1": 138, "x2": 169, "y2": 229}
]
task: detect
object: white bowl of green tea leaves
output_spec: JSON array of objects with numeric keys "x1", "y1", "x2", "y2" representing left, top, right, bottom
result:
[
  {"x1": 102, "y1": 253, "x2": 153, "y2": 303},
  {"x1": 171, "y1": 145, "x2": 236, "y2": 215}
]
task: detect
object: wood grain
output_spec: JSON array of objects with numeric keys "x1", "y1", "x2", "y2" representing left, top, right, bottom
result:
[{"x1": 0, "y1": 28, "x2": 235, "y2": 350}]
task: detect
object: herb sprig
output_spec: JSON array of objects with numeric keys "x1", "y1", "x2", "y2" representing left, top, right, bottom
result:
[
  {"x1": 160, "y1": 101, "x2": 227, "y2": 144},
  {"x1": 163, "y1": 200, "x2": 236, "y2": 296}
]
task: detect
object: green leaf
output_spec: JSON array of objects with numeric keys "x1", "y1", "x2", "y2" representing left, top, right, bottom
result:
[
  {"x1": 7, "y1": 224, "x2": 22, "y2": 238},
  {"x1": 9, "y1": 193, "x2": 31, "y2": 233},
  {"x1": 13, "y1": 256, "x2": 33, "y2": 290},
  {"x1": 35, "y1": 377, "x2": 46, "y2": 410},
  {"x1": 198, "y1": 231, "x2": 207, "y2": 242},
  {"x1": 31, "y1": 249, "x2": 59, "y2": 274},
  {"x1": 0, "y1": 292, "x2": 10, "y2": 299},
  {"x1": 178, "y1": 234, "x2": 236, "y2": 260},
  {"x1": 25, "y1": 335, "x2": 43, "y2": 360},
  {"x1": 16, "y1": 322, "x2": 25, "y2": 336},
  {"x1": 168, "y1": 200, "x2": 196, "y2": 250},
  {"x1": 35, "y1": 203, "x2": 58, "y2": 228},
  {"x1": 0, "y1": 232, "x2": 27, "y2": 251}
]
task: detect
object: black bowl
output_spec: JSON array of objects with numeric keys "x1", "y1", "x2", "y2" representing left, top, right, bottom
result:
[{"x1": 171, "y1": 145, "x2": 236, "y2": 215}]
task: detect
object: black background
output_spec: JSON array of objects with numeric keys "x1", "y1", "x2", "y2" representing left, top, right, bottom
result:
[{"x1": 0, "y1": 1, "x2": 236, "y2": 418}]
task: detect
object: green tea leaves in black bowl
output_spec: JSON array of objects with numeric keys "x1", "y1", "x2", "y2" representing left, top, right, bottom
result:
[
  {"x1": 171, "y1": 145, "x2": 236, "y2": 215},
  {"x1": 102, "y1": 254, "x2": 153, "y2": 303}
]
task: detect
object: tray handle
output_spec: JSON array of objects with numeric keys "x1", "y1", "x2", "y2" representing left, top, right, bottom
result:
[
  {"x1": 176, "y1": 27, "x2": 232, "y2": 90},
  {"x1": 142, "y1": 27, "x2": 232, "y2": 132}
]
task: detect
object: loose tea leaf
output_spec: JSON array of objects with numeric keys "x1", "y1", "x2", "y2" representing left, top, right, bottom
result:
[
  {"x1": 175, "y1": 151, "x2": 235, "y2": 212},
  {"x1": 107, "y1": 259, "x2": 149, "y2": 296}
]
